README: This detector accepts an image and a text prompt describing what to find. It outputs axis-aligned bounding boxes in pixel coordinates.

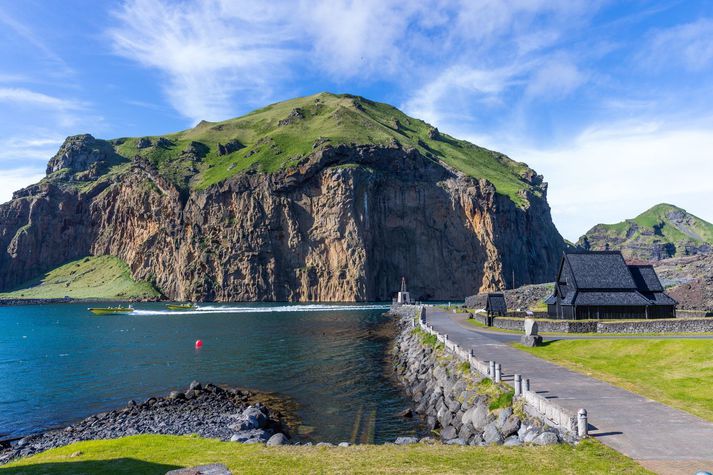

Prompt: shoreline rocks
[0,382,291,464]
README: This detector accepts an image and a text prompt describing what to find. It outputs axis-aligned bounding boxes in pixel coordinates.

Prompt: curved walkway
[426,307,713,474]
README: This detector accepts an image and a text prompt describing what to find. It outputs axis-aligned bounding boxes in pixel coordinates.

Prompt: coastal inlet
[0,302,421,444]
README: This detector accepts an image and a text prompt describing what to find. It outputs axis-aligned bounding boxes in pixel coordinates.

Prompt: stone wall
[389,305,573,446]
[596,318,713,334]
[677,309,713,318]
[468,311,711,334]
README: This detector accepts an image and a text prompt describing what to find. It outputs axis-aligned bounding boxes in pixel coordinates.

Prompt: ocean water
[0,302,421,443]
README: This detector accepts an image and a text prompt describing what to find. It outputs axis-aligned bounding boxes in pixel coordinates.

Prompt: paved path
[426,308,713,474]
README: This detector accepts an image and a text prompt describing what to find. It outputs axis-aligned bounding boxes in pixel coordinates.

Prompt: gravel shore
[0,381,291,464]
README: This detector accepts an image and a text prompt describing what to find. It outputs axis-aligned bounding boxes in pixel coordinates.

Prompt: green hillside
[578,203,713,260]
[0,255,160,300]
[107,92,535,204]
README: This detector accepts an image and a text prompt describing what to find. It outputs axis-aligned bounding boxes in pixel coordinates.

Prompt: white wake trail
[131,303,389,316]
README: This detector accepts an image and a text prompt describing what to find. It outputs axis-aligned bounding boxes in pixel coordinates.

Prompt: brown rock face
[0,137,564,301]
[653,255,713,311]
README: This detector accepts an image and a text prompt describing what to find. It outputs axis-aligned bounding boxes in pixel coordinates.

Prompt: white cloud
[108,0,299,123]
[402,65,522,126]
[107,0,601,125]
[107,0,438,123]
[400,1,596,134]
[0,167,45,205]
[304,0,416,78]
[643,18,713,71]
[0,87,83,110]
[525,57,585,99]
[0,135,63,163]
[515,121,713,241]
[451,0,594,47]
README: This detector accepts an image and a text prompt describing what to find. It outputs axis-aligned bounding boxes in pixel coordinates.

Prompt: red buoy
[195,339,203,349]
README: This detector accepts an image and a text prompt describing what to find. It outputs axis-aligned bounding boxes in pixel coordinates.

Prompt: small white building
[397,277,411,304]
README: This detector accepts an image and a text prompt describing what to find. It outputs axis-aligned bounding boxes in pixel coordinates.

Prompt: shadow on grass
[535,340,559,347]
[1,458,180,475]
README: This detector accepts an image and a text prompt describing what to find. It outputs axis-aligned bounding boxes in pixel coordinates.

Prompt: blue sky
[1,0,712,241]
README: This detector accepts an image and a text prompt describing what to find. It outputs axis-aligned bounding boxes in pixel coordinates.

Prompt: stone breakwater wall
[468,312,713,334]
[0,297,71,306]
[0,382,291,464]
[389,306,574,447]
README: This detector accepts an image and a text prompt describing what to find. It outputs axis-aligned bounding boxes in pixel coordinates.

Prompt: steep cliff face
[0,94,565,301]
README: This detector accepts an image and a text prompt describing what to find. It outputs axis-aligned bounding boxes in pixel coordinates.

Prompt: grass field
[0,256,160,301]
[517,339,713,422]
[0,434,650,474]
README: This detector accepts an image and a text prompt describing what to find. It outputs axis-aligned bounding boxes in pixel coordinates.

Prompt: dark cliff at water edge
[0,93,565,301]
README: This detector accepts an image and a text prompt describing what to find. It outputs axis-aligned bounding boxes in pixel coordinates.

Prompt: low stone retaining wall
[596,318,713,333]
[677,309,713,318]
[390,305,576,446]
[469,312,712,334]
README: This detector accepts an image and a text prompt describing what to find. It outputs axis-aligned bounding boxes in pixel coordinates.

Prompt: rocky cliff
[653,254,713,311]
[0,93,564,301]
[578,203,713,261]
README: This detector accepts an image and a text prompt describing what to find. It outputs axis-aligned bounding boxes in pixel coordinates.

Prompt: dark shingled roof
[628,265,664,292]
[640,291,677,305]
[565,251,636,290]
[544,294,557,305]
[553,250,677,311]
[574,291,650,306]
[562,291,576,305]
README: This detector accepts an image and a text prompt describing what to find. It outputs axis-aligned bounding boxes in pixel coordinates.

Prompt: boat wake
[131,303,390,316]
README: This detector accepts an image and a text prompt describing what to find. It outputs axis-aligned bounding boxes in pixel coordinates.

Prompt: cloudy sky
[1,0,712,241]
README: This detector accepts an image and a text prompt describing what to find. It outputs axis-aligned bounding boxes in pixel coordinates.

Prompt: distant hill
[578,204,713,261]
[0,256,160,300]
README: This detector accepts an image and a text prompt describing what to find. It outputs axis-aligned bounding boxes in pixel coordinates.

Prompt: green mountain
[578,203,713,261]
[47,92,537,205]
[2,92,564,301]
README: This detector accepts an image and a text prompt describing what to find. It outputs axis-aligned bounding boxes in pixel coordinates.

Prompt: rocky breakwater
[0,382,291,464]
[391,308,566,447]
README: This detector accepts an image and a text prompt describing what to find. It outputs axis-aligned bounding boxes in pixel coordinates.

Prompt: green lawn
[0,256,160,301]
[517,339,713,422]
[0,434,649,474]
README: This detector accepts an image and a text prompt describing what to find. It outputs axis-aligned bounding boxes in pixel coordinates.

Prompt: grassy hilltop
[578,203,713,260]
[107,92,535,204]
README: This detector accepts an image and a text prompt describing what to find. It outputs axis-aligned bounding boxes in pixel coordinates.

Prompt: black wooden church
[546,251,676,319]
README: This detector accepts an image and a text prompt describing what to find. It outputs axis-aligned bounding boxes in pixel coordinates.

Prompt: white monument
[397,277,411,304]
[521,317,543,347]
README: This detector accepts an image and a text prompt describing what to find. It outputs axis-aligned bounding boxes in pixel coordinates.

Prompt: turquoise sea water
[0,302,420,443]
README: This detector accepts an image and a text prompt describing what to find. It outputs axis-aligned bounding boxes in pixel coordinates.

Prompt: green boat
[88,306,134,315]
[166,303,196,311]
